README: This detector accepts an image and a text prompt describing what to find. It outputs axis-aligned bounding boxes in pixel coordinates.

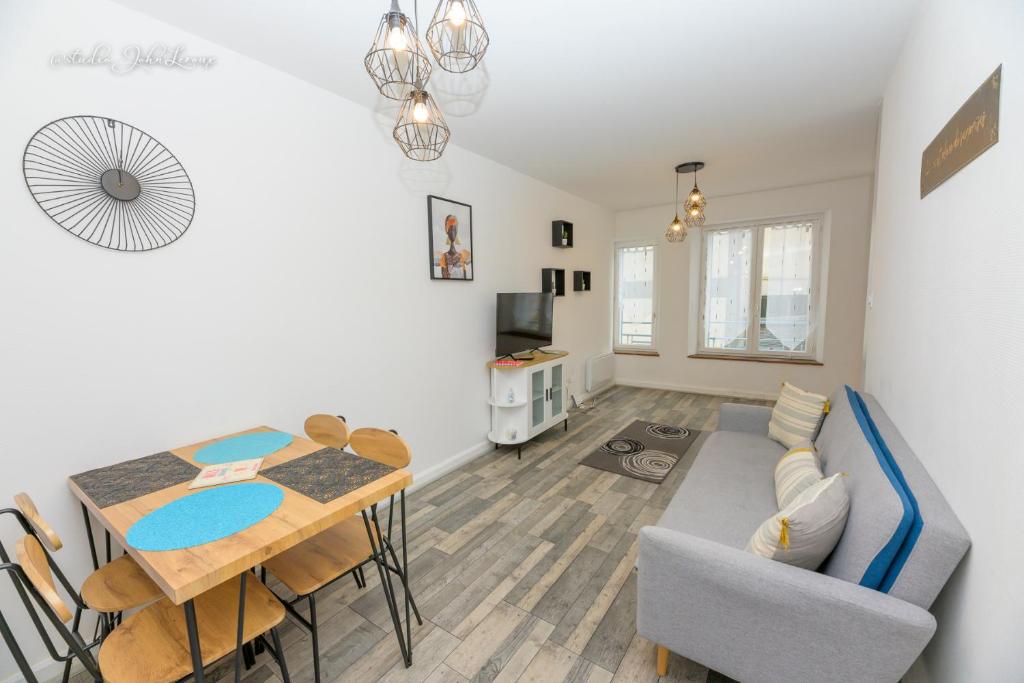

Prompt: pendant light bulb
[448,0,467,26]
[413,99,431,122]
[387,25,408,50]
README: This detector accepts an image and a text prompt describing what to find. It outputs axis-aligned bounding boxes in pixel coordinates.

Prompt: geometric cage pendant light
[426,0,490,73]
[393,87,451,161]
[681,161,707,228]
[666,166,687,243]
[365,0,433,101]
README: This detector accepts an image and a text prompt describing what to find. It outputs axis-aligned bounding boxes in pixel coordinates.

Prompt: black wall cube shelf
[542,268,566,296]
[573,271,591,292]
[552,220,573,248]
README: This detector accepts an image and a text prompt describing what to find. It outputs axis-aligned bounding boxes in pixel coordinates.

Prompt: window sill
[614,349,660,357]
[688,353,822,366]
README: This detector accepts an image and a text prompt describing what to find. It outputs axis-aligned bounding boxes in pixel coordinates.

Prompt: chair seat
[262,516,372,596]
[98,575,285,683]
[80,555,163,613]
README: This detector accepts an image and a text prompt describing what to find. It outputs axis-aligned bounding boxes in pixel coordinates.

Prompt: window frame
[696,213,823,361]
[613,240,659,353]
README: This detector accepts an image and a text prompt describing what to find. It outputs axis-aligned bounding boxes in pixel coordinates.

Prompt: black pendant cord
[413,0,420,88]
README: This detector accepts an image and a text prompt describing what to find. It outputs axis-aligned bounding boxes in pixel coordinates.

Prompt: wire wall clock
[23,115,195,252]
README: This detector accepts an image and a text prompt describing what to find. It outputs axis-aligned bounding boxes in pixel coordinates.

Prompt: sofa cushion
[747,473,850,570]
[816,386,912,589]
[768,382,829,447]
[656,431,783,549]
[774,441,820,508]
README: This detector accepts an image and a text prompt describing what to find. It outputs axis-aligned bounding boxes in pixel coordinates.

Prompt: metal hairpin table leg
[362,504,411,666]
[184,599,205,683]
[399,489,412,659]
[234,572,248,683]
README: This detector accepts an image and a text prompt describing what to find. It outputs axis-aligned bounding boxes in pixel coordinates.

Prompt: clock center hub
[100,168,141,201]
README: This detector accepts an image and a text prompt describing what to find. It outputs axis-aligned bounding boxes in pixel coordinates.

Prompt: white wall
[0,1,613,679]
[865,1,1024,681]
[614,176,873,399]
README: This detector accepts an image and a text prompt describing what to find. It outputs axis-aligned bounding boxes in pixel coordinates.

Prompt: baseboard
[614,379,777,401]
[407,439,493,493]
[3,657,63,683]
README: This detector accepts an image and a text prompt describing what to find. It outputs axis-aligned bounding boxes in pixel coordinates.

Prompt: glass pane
[759,221,814,352]
[531,370,545,427]
[703,229,753,349]
[551,365,563,415]
[616,245,655,347]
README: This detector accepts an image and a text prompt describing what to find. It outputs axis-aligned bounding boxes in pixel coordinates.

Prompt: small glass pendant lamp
[426,0,490,73]
[365,0,433,100]
[394,86,451,161]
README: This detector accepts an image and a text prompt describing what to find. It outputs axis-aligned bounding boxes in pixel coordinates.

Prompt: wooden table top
[67,426,412,605]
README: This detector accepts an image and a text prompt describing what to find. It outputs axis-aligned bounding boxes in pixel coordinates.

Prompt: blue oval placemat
[194,431,293,465]
[126,483,284,552]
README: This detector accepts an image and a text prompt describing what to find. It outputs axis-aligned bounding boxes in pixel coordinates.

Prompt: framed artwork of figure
[428,195,473,281]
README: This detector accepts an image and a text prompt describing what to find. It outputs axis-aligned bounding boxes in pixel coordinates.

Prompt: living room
[0,1,1019,682]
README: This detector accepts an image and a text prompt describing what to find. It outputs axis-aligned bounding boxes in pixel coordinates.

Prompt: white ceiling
[113,0,920,210]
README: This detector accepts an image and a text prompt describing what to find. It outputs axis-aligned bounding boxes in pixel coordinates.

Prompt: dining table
[67,425,414,682]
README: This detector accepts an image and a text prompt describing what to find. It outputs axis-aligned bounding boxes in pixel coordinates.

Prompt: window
[699,215,821,359]
[614,242,657,351]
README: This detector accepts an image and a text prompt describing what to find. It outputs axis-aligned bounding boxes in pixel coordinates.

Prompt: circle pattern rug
[126,483,284,552]
[645,424,690,440]
[194,431,293,465]
[580,420,702,483]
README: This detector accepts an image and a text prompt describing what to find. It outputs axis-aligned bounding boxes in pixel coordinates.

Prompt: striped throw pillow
[768,382,829,448]
[774,441,821,508]
[747,473,850,570]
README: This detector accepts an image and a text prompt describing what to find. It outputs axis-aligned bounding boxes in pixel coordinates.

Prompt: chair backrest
[16,536,72,623]
[304,414,352,449]
[14,493,62,552]
[349,428,412,468]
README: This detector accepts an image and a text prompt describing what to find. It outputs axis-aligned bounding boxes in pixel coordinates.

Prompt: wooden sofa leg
[656,645,669,676]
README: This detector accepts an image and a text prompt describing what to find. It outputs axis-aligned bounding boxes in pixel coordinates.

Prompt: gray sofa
[637,386,970,683]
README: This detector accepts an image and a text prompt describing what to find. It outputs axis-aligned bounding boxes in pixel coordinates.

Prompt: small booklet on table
[188,458,264,489]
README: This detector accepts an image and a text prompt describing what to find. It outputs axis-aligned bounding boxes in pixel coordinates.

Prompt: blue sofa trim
[845,385,913,589]
[854,390,924,592]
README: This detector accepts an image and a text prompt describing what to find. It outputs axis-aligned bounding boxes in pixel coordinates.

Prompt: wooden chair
[13,533,291,682]
[260,416,421,682]
[14,493,163,621]
[0,495,163,682]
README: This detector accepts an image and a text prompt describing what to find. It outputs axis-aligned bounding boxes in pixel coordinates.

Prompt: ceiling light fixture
[681,161,707,228]
[365,0,432,100]
[666,168,686,243]
[426,0,490,73]
[394,87,451,160]
[368,0,487,161]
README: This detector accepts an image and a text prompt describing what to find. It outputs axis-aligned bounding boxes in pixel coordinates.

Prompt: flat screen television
[495,292,554,358]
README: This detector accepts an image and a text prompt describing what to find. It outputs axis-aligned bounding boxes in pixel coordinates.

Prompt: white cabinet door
[548,362,565,420]
[529,368,546,431]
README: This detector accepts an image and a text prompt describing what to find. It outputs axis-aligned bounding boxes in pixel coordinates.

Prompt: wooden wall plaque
[921,65,1001,198]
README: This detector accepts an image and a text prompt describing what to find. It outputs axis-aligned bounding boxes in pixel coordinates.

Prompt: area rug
[580,420,701,483]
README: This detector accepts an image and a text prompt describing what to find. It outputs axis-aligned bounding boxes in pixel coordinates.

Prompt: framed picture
[428,195,474,281]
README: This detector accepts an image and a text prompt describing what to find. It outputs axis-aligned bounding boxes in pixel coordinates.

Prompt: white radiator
[585,353,615,393]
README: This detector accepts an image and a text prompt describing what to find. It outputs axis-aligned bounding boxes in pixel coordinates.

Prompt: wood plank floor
[76,386,771,683]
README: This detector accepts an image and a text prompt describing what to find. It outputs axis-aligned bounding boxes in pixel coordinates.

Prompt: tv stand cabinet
[487,351,569,459]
